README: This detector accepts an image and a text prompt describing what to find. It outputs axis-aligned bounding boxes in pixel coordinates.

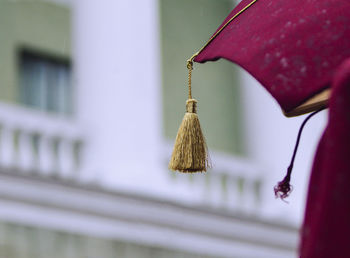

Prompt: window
[19,50,72,115]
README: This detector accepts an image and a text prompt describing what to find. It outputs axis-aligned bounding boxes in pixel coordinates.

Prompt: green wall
[160,0,244,155]
[0,1,71,104]
[0,221,224,258]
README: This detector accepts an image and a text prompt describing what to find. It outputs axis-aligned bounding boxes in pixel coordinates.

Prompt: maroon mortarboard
[169,1,350,256]
[181,1,350,257]
[194,0,350,116]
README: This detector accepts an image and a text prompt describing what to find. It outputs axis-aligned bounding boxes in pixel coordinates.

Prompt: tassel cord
[275,107,325,200]
[289,108,325,174]
[187,60,193,99]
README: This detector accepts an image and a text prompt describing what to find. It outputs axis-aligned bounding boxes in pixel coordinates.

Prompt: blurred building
[0,0,327,257]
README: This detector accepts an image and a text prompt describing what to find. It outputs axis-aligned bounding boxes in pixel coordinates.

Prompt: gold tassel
[168,58,210,173]
[168,1,259,172]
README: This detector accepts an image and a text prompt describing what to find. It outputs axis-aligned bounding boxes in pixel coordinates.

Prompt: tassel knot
[274,166,293,200]
[186,99,197,113]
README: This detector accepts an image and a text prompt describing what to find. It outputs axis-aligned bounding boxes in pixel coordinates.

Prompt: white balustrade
[0,102,84,181]
[164,142,264,213]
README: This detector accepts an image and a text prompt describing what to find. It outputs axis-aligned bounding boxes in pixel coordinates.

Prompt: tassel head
[168,99,210,173]
[274,172,293,200]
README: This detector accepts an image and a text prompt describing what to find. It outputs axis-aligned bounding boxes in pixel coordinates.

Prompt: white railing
[164,142,265,214]
[0,102,84,180]
[0,101,264,214]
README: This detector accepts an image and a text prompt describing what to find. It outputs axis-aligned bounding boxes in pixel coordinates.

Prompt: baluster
[58,138,74,179]
[219,173,228,208]
[0,126,16,169]
[236,176,245,211]
[31,133,40,171]
[18,130,35,173]
[201,172,212,205]
[73,141,81,170]
[210,172,223,207]
[38,135,55,176]
[188,173,204,202]
[51,137,60,177]
[253,178,263,211]
[72,140,83,179]
[241,178,256,214]
[226,175,240,211]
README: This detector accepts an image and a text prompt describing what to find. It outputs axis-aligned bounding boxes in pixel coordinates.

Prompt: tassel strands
[168,58,210,173]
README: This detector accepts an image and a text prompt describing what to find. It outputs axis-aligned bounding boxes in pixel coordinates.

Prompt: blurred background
[0,0,327,257]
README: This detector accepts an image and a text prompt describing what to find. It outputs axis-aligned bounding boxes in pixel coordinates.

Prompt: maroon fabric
[300,59,350,257]
[194,0,350,113]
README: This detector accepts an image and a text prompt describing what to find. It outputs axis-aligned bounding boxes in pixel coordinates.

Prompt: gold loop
[187,59,193,70]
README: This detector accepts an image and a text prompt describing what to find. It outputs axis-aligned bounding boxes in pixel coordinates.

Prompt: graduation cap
[169,0,350,173]
[168,1,350,255]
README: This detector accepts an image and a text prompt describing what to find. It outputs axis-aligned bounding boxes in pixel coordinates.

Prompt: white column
[73,0,165,193]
